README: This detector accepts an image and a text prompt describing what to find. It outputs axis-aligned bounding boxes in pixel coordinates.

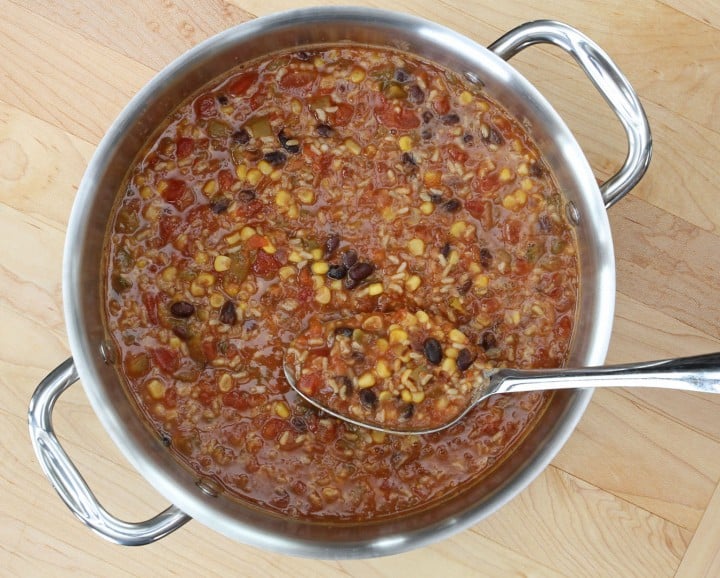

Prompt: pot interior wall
[64,8,610,556]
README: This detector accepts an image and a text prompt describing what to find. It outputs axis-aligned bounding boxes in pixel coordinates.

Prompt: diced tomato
[234,199,264,219]
[163,386,177,409]
[252,250,280,277]
[218,169,235,191]
[376,102,420,129]
[176,137,194,159]
[142,292,161,325]
[161,179,193,211]
[158,214,181,244]
[223,390,250,411]
[261,418,290,441]
[503,219,522,245]
[151,347,180,374]
[246,234,269,250]
[329,102,354,127]
[473,173,501,194]
[279,70,317,90]
[555,314,572,340]
[447,144,468,164]
[197,379,216,406]
[226,72,258,95]
[296,372,322,396]
[432,95,450,115]
[194,94,216,119]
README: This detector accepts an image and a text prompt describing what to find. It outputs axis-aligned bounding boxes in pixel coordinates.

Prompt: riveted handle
[28,357,191,546]
[489,20,652,208]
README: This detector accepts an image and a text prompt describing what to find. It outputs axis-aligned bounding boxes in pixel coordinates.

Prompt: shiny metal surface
[488,20,652,208]
[28,358,191,545]
[32,7,649,557]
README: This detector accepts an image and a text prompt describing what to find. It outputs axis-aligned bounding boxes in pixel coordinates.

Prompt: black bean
[344,276,359,290]
[482,126,504,145]
[237,189,256,203]
[210,196,231,214]
[217,94,229,106]
[394,69,411,83]
[232,128,250,145]
[170,301,195,318]
[463,133,474,144]
[219,300,237,325]
[441,113,460,125]
[296,51,311,61]
[407,85,425,104]
[423,337,443,365]
[334,326,354,338]
[316,123,334,137]
[479,248,493,269]
[325,233,340,257]
[359,388,378,408]
[457,348,475,371]
[400,403,415,420]
[430,193,444,204]
[277,129,300,154]
[443,198,462,212]
[422,110,433,124]
[327,264,347,280]
[401,152,417,166]
[337,375,354,396]
[263,150,287,166]
[480,331,497,350]
[160,433,172,447]
[172,324,189,341]
[348,262,374,281]
[421,128,433,140]
[441,242,452,259]
[341,249,358,268]
[458,278,472,295]
[529,161,544,177]
[290,416,308,432]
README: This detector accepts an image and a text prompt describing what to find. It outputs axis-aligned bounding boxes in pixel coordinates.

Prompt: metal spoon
[284,318,720,435]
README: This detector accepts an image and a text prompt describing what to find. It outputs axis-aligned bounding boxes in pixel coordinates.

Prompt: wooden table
[2,1,719,576]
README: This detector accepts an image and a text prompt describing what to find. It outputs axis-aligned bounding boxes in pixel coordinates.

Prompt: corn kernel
[367,282,384,296]
[420,201,435,215]
[357,372,376,388]
[312,275,325,289]
[279,266,295,280]
[407,238,425,256]
[441,357,457,375]
[371,430,386,444]
[450,221,467,237]
[382,206,395,221]
[423,170,442,187]
[240,226,256,241]
[532,304,545,316]
[362,315,383,331]
[474,274,489,288]
[310,248,324,260]
[436,397,449,410]
[521,177,533,191]
[445,347,459,359]
[411,391,425,404]
[389,328,408,344]
[225,230,242,246]
[235,164,248,181]
[376,338,389,353]
[218,373,233,393]
[288,251,302,263]
[376,359,392,378]
[350,67,366,83]
[315,286,331,304]
[345,138,361,155]
[405,275,421,292]
[147,379,165,400]
[416,310,429,324]
[448,249,460,266]
[246,168,262,186]
[311,261,329,275]
[401,389,413,403]
[449,328,469,344]
[261,243,276,254]
[196,272,215,287]
[140,185,153,200]
[258,160,273,175]
[330,280,342,290]
[297,188,315,204]
[398,135,413,152]
[287,204,299,219]
[499,168,514,182]
[274,401,291,419]
[291,98,302,114]
[459,90,473,105]
[275,190,291,207]
[515,189,528,205]
[214,255,231,272]
[161,266,177,282]
[194,251,209,265]
[209,293,225,308]
[502,194,517,211]
[517,162,529,176]
[203,179,218,195]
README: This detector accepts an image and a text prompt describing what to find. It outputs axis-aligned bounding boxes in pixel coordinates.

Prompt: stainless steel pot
[28,7,651,558]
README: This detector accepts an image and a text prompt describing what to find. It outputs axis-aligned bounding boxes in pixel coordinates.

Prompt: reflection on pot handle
[28,358,191,546]
[489,20,652,209]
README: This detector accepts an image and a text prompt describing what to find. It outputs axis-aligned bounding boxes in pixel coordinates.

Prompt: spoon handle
[492,352,720,396]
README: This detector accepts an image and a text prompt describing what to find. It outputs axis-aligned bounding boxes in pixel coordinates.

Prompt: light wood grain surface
[2,1,719,576]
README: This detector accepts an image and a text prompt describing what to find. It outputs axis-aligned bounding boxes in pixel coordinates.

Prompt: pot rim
[62,6,610,558]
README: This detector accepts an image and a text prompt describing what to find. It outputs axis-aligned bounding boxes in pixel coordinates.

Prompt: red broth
[104,46,578,520]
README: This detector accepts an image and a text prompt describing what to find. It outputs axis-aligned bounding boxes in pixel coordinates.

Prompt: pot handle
[28,357,191,546]
[488,20,652,208]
